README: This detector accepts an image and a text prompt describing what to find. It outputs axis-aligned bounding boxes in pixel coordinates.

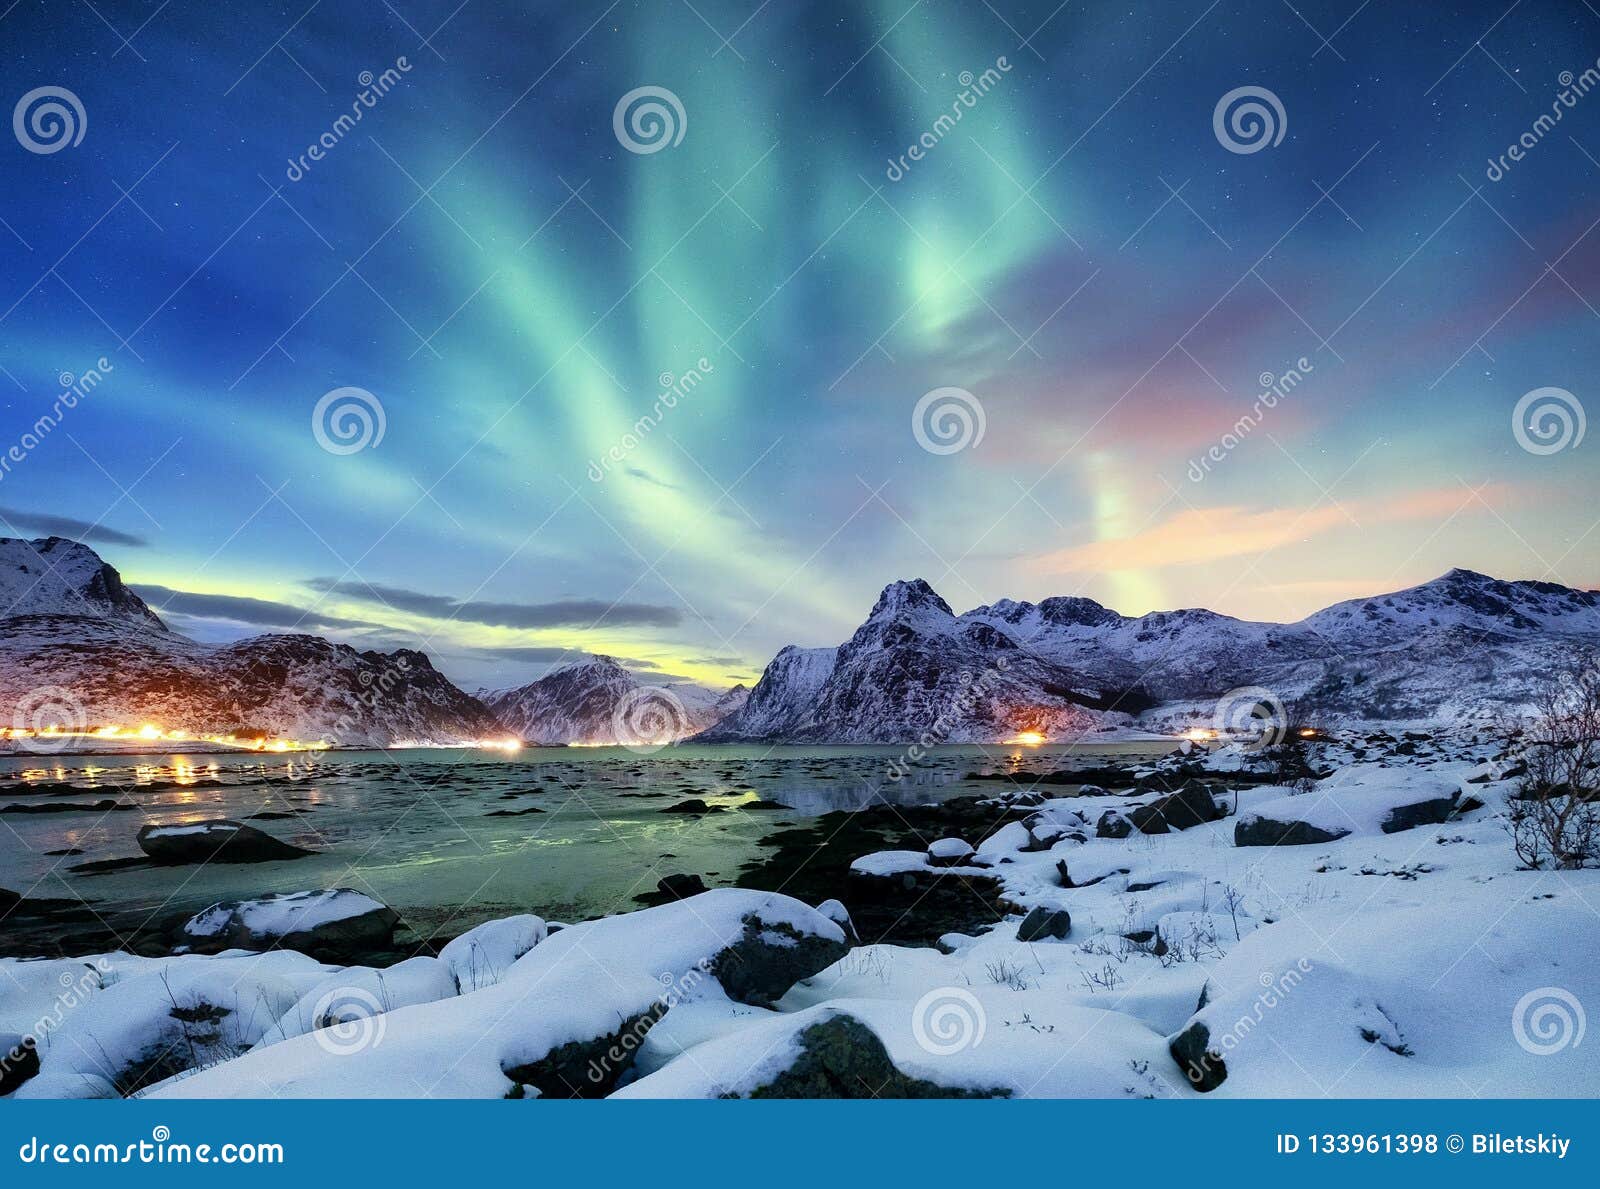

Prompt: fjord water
[1,742,1165,942]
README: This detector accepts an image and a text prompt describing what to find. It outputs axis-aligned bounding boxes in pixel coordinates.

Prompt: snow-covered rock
[150,890,848,1099]
[437,914,547,993]
[138,819,314,865]
[1235,766,1461,846]
[256,957,458,1048]
[1168,895,1600,1096]
[179,890,399,959]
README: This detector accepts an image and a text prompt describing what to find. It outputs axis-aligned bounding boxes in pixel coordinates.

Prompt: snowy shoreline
[4,730,1598,1100]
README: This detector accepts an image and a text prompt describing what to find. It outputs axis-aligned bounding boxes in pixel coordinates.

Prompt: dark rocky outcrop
[1015,906,1071,942]
[740,1015,1008,1099]
[137,820,314,865]
[708,915,850,1007]
[1,1034,40,1096]
[1170,1019,1226,1091]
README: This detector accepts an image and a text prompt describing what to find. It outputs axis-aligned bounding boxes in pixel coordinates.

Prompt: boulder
[927,837,975,867]
[1,1033,40,1096]
[1235,772,1459,847]
[1234,817,1349,847]
[815,898,858,942]
[740,1014,1006,1099]
[1096,809,1132,839]
[438,915,547,993]
[179,889,399,961]
[709,913,851,1006]
[656,873,709,901]
[1015,906,1071,942]
[1170,1019,1226,1091]
[137,820,313,865]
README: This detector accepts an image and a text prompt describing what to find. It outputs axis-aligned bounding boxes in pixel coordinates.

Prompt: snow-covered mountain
[1,535,166,628]
[0,537,502,748]
[702,570,1600,742]
[700,579,1132,743]
[480,655,748,746]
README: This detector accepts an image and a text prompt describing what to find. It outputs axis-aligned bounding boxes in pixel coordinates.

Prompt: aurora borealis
[2,0,1597,691]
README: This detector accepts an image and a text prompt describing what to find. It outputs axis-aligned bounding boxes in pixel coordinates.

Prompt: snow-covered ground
[3,740,1596,1099]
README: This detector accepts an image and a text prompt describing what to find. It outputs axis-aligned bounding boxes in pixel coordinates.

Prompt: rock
[1380,793,1459,833]
[1015,906,1071,942]
[0,887,20,913]
[137,820,313,865]
[1,1033,40,1095]
[660,798,720,814]
[742,1014,1007,1099]
[1125,803,1171,834]
[438,915,547,993]
[708,913,851,1007]
[503,1002,669,1098]
[656,873,709,901]
[927,838,975,867]
[178,889,399,961]
[1235,774,1459,846]
[1170,1019,1226,1091]
[815,898,858,942]
[1151,783,1225,829]
[1234,817,1348,847]
[1096,809,1132,839]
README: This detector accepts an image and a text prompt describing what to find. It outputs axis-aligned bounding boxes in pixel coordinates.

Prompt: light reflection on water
[0,741,1166,936]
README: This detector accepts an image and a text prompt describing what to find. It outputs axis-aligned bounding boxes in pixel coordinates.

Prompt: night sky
[1,0,1597,691]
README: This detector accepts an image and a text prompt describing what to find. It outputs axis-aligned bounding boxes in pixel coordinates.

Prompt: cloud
[0,508,147,547]
[305,578,683,629]
[1030,485,1514,573]
[685,654,743,667]
[134,585,381,632]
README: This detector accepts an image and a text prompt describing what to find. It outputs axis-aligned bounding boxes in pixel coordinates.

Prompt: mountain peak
[0,535,166,631]
[868,578,953,621]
